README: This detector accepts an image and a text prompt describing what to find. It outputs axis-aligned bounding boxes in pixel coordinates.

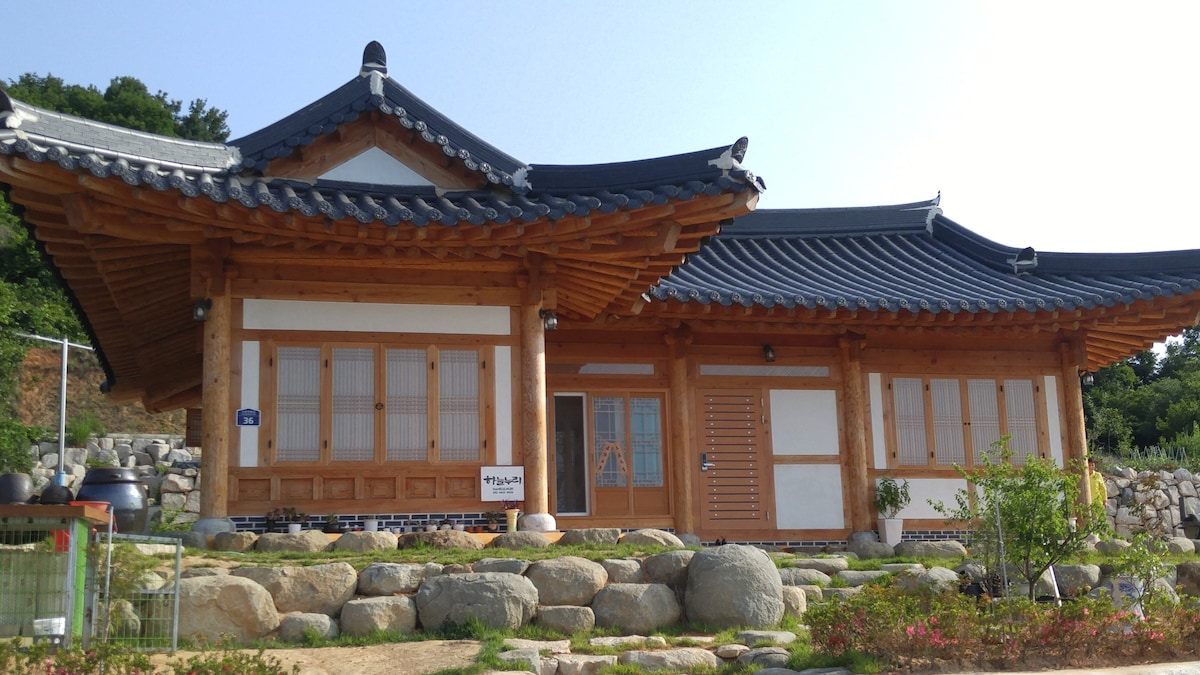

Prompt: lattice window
[276,347,320,462]
[439,350,480,462]
[931,378,965,466]
[887,374,1044,468]
[332,347,375,461]
[968,379,1003,463]
[592,396,627,488]
[1005,379,1038,465]
[269,342,487,465]
[386,348,427,461]
[630,397,663,487]
[892,377,927,466]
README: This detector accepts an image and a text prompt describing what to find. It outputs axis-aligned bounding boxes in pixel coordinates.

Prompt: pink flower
[906,625,916,636]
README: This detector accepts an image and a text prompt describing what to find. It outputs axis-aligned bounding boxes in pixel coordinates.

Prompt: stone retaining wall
[114,531,1200,675]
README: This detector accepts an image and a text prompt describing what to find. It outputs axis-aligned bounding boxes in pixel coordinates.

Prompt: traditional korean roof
[0,42,763,227]
[651,198,1200,314]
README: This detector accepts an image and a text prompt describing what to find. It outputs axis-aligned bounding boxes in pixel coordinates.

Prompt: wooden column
[200,286,232,519]
[840,335,871,531]
[519,299,550,517]
[1060,339,1092,506]
[666,328,695,535]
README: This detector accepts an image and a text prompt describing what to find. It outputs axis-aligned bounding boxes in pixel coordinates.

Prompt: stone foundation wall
[1098,465,1200,538]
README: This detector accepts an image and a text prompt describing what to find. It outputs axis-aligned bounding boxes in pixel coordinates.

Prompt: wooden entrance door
[697,390,770,531]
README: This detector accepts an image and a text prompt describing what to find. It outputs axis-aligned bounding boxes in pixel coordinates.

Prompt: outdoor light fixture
[763,344,776,363]
[539,309,558,331]
[1081,371,1095,386]
[192,298,212,322]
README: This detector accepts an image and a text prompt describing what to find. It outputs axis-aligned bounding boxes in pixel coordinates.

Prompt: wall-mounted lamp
[192,298,212,322]
[539,309,558,331]
[762,344,776,363]
[1081,371,1094,386]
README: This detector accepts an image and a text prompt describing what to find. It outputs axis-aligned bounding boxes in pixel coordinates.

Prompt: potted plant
[874,475,911,546]
[322,513,343,534]
[264,508,283,533]
[283,507,308,533]
[484,511,504,532]
[502,500,522,532]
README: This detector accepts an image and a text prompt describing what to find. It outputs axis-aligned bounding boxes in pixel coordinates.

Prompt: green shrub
[65,410,106,447]
[0,419,37,473]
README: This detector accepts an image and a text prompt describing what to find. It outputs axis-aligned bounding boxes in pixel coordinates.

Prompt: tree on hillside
[2,74,229,142]
[0,74,229,416]
[1085,333,1200,459]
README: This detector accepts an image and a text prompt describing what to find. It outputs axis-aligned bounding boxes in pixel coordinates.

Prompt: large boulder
[781,586,807,618]
[278,612,339,642]
[524,556,608,606]
[231,563,357,616]
[1053,564,1102,597]
[333,531,398,552]
[254,530,333,553]
[643,550,694,588]
[778,567,831,586]
[1175,561,1200,597]
[178,575,279,643]
[685,544,783,629]
[601,558,644,583]
[894,566,960,594]
[473,558,531,575]
[894,540,968,558]
[213,531,258,553]
[397,529,484,550]
[357,562,428,596]
[536,605,595,634]
[591,583,681,634]
[556,528,621,546]
[340,596,418,637]
[416,572,537,631]
[619,529,684,548]
[489,531,552,549]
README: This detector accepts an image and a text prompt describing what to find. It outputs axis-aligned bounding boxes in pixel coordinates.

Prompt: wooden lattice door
[698,390,769,530]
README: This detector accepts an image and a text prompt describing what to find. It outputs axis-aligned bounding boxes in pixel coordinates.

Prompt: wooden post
[520,301,549,516]
[200,286,231,519]
[840,335,871,531]
[1060,339,1092,506]
[666,329,694,535]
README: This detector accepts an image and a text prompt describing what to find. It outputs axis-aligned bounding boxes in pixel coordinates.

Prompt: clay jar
[76,468,148,534]
[0,473,34,504]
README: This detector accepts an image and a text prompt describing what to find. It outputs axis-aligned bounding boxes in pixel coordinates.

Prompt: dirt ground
[149,640,482,675]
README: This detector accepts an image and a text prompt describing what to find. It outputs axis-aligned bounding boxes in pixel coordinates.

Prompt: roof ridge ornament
[361,41,387,77]
[1007,246,1038,275]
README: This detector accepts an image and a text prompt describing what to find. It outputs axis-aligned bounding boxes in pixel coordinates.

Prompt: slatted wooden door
[698,390,769,531]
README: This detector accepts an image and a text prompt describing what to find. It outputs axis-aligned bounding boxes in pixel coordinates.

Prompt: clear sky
[3,1,1198,253]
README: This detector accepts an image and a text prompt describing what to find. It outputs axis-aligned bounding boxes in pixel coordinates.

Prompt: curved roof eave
[648,199,1200,315]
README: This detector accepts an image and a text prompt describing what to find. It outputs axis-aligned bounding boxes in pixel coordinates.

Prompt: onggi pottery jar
[76,468,148,534]
[0,472,34,504]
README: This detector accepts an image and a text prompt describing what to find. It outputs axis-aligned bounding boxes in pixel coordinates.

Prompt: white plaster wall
[893,478,969,520]
[495,346,513,465]
[869,373,887,469]
[775,464,845,529]
[319,147,434,186]
[1044,375,1064,466]
[238,341,259,468]
[242,299,510,335]
[769,390,840,455]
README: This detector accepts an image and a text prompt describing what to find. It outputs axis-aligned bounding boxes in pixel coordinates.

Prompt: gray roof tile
[650,199,1200,314]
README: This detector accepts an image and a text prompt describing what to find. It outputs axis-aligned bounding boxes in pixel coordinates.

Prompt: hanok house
[4,42,1200,543]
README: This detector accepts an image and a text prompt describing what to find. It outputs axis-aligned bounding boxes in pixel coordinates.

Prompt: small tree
[931,439,1109,600]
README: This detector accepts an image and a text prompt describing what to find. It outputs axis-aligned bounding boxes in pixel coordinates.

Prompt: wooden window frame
[883,373,1048,470]
[260,339,493,466]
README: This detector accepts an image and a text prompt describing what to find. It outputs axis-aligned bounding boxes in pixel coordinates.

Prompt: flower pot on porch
[505,508,520,532]
[878,517,903,546]
[287,523,302,534]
